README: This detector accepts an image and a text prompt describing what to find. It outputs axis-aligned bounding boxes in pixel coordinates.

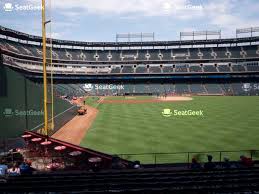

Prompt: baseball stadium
[1,0,259,193]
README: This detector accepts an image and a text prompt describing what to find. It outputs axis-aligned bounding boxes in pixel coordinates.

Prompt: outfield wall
[0,65,77,138]
[81,82,259,96]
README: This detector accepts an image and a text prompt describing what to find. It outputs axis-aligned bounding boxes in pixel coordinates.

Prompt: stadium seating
[149,84,164,94]
[57,83,259,96]
[2,40,25,55]
[135,65,147,73]
[205,84,223,94]
[121,50,138,61]
[161,49,171,60]
[221,83,234,94]
[75,50,87,61]
[245,45,258,58]
[138,50,148,61]
[8,54,253,75]
[1,37,259,62]
[246,62,259,71]
[163,83,174,94]
[148,49,160,61]
[189,65,202,72]
[96,50,107,61]
[149,65,161,73]
[232,64,246,72]
[111,66,121,73]
[203,65,218,72]
[175,84,190,94]
[97,88,108,96]
[212,47,227,59]
[57,84,79,97]
[229,47,242,58]
[231,83,247,95]
[172,48,189,60]
[175,64,188,72]
[189,48,200,60]
[190,84,206,94]
[230,82,259,95]
[123,84,134,94]
[162,65,174,73]
[121,66,134,73]
[217,64,231,72]
[200,48,212,59]
[1,167,259,193]
[1,29,259,98]
[134,84,149,93]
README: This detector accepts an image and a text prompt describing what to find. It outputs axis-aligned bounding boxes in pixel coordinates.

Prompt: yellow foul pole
[42,0,48,136]
[50,0,54,131]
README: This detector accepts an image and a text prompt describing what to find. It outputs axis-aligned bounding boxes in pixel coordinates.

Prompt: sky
[1,0,259,42]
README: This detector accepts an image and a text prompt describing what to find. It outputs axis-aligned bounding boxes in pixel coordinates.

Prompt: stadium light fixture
[180,30,221,41]
[116,33,155,42]
[236,27,259,38]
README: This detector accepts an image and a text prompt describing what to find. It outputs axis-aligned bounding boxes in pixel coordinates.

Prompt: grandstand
[0,26,259,77]
[1,25,259,98]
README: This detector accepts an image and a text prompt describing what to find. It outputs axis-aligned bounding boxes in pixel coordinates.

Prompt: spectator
[111,156,125,169]
[133,161,141,169]
[19,161,33,175]
[7,164,20,176]
[222,157,231,169]
[0,159,8,176]
[25,159,32,167]
[240,155,254,167]
[191,157,201,169]
[204,155,216,170]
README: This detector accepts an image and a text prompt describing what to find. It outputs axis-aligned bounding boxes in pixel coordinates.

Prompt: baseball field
[80,96,259,163]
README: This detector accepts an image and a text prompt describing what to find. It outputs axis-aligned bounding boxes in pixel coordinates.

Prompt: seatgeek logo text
[3,2,42,12]
[162,108,204,117]
[83,84,124,91]
[2,108,44,117]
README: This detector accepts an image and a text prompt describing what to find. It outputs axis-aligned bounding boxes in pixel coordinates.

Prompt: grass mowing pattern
[81,96,259,163]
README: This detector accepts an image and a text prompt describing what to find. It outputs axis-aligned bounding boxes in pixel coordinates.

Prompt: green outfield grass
[81,96,259,163]
[84,96,100,107]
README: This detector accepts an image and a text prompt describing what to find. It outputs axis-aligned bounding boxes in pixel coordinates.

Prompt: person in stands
[19,161,33,175]
[133,161,141,169]
[191,157,201,169]
[222,157,231,169]
[7,164,20,176]
[0,159,8,177]
[204,155,216,170]
[240,155,254,167]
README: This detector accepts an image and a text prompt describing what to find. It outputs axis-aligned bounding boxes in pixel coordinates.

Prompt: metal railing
[118,149,259,164]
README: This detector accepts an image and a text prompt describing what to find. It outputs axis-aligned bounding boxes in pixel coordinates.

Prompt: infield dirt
[51,99,98,145]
